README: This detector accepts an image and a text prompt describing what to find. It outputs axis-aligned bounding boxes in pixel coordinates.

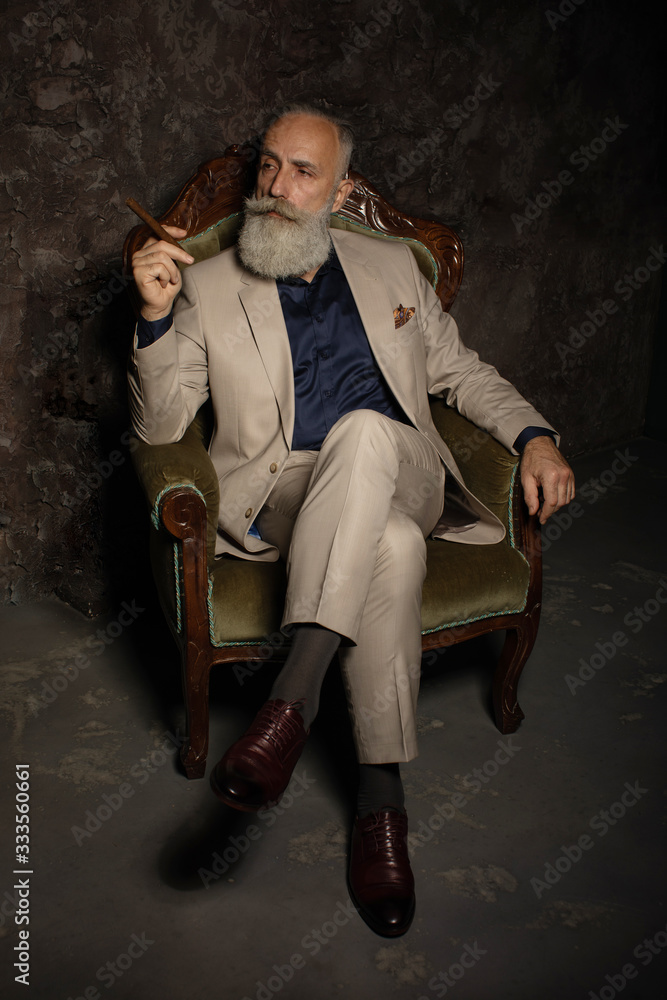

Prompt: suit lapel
[331,230,419,424]
[238,273,295,445]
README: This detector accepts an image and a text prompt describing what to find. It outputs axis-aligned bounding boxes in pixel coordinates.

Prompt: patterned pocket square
[394,304,416,329]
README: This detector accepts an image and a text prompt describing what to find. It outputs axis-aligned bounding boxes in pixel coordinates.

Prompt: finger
[135,256,181,291]
[538,479,561,523]
[555,470,575,510]
[135,246,191,283]
[137,225,189,250]
[521,472,541,516]
[161,225,188,238]
[134,240,194,267]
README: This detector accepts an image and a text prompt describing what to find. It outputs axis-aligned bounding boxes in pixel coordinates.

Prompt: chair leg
[179,649,212,779]
[492,608,540,734]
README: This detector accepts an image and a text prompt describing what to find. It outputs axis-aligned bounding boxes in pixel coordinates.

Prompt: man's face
[237,114,353,280]
[255,114,350,216]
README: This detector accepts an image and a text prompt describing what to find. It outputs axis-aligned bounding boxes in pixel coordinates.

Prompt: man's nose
[266,165,291,200]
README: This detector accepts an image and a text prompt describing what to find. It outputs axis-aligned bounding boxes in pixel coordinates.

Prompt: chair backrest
[123,145,464,311]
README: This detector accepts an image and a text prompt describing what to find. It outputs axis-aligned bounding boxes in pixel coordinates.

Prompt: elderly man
[129,105,574,937]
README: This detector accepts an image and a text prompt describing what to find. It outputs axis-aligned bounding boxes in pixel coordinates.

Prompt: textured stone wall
[1,0,663,612]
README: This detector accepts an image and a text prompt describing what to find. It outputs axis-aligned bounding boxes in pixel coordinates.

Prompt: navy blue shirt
[275,246,408,449]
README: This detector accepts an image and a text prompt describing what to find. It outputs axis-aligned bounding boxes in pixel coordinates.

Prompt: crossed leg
[212,410,445,935]
[257,408,445,760]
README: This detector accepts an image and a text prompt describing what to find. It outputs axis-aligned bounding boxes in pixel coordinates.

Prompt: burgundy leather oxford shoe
[210,698,309,811]
[348,807,415,937]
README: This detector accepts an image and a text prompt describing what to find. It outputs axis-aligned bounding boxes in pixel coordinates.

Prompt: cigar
[126,197,183,248]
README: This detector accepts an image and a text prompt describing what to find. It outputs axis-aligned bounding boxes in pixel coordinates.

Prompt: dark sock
[269,624,342,730]
[357,762,405,819]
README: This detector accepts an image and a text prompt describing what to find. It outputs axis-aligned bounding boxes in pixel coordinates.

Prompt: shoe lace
[365,810,408,860]
[254,699,306,755]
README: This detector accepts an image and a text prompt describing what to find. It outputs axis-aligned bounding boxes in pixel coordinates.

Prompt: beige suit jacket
[128,228,557,559]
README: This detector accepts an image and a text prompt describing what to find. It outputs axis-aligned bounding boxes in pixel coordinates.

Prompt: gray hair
[263,103,354,181]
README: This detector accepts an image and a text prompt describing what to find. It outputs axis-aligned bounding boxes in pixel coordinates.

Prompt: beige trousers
[256,410,445,764]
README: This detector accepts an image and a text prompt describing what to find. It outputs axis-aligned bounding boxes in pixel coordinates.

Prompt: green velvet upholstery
[131,411,218,633]
[179,214,243,265]
[132,410,219,560]
[208,559,287,644]
[421,539,528,633]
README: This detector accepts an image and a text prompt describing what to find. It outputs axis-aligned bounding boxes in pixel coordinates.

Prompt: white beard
[237,192,336,280]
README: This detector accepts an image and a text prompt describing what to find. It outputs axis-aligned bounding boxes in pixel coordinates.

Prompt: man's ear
[332,177,355,212]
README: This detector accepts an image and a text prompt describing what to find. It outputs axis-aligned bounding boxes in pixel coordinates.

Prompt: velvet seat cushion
[204,538,529,646]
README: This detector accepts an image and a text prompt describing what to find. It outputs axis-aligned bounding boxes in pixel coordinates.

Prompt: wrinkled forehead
[263,114,341,173]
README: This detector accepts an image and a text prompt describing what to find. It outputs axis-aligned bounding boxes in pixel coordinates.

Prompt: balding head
[264,104,354,181]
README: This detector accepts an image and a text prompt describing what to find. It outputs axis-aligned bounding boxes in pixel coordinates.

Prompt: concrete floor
[1,436,666,1000]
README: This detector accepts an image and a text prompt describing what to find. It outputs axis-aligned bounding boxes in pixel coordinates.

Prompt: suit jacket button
[245,508,253,518]
[269,462,278,473]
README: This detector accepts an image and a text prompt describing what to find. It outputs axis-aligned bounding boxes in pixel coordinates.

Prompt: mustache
[243,195,310,224]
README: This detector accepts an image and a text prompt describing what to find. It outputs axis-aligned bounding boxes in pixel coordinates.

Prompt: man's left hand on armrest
[520,435,575,524]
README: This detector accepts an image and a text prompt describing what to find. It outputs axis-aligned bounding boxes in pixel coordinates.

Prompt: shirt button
[315,315,324,323]
[324,389,333,398]
[245,508,253,518]
[269,462,278,473]
[319,350,329,360]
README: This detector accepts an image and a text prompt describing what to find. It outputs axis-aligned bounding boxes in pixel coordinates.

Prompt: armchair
[123,147,541,779]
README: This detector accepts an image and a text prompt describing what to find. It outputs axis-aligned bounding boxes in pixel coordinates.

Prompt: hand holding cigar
[127,197,194,321]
